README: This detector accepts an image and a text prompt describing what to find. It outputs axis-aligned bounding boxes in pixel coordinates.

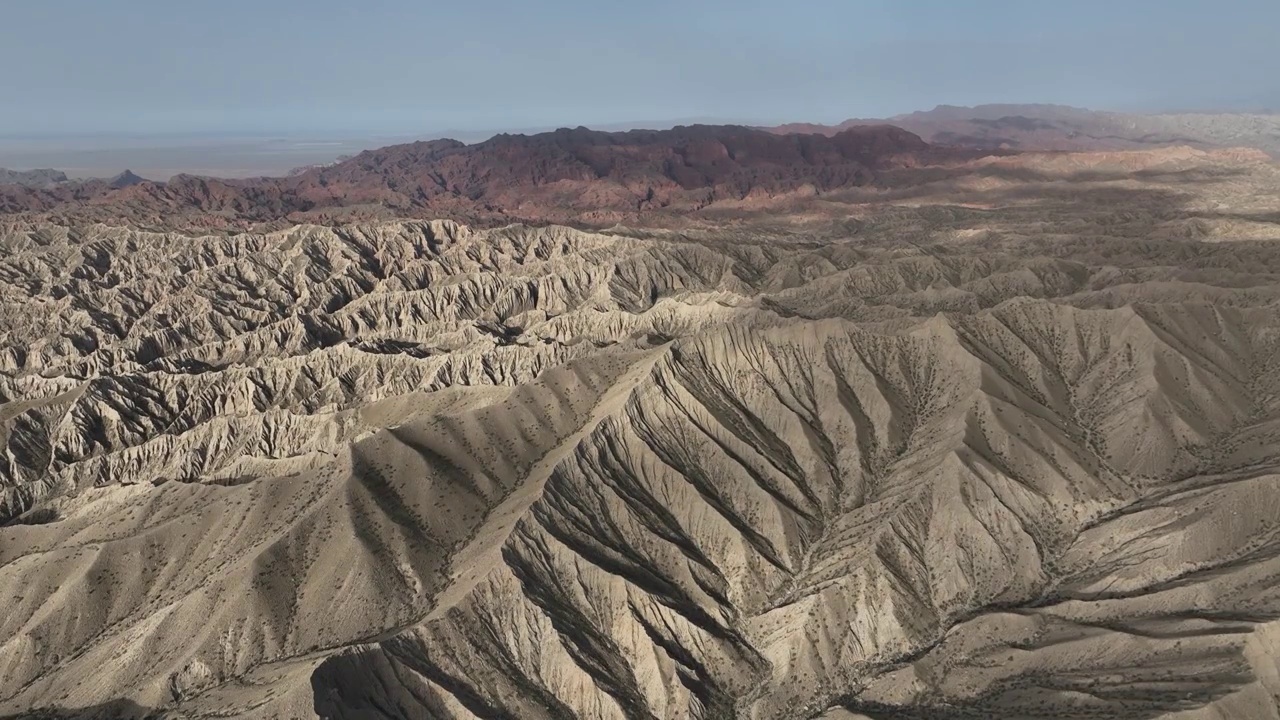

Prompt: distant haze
[3,0,1278,137]
[3,0,1279,179]
[0,122,756,180]
[0,133,422,180]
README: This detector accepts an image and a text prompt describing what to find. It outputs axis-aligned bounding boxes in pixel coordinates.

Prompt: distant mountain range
[0,167,68,189]
[0,124,975,229]
[3,104,1279,231]
[0,167,146,190]
[764,103,1280,156]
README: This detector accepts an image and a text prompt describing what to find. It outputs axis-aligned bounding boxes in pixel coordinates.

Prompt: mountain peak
[108,169,147,188]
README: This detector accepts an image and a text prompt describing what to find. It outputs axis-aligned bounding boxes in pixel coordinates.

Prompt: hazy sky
[3,0,1278,135]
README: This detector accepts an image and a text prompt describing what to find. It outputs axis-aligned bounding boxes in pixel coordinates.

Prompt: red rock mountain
[0,124,969,229]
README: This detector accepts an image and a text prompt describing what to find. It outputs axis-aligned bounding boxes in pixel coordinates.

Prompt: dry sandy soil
[3,140,1280,719]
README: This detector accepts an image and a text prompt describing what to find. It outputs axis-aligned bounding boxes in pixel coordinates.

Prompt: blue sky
[2,0,1278,135]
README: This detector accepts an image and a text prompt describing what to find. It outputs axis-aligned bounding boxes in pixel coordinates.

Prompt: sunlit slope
[304,304,1280,720]
[1,349,661,714]
[6,300,1271,717]
[5,221,1280,526]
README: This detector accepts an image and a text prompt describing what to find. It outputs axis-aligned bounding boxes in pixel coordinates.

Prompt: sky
[2,0,1279,136]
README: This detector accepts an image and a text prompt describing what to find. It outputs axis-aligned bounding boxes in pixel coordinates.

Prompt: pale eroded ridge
[2,216,1280,719]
